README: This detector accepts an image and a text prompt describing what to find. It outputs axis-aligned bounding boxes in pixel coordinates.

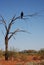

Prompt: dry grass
[0,49,44,65]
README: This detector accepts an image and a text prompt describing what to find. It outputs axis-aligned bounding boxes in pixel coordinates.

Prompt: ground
[0,55,44,65]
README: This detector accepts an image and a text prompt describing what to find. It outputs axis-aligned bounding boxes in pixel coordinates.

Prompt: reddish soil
[0,55,42,65]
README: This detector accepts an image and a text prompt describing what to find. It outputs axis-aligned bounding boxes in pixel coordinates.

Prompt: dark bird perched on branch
[21,11,24,19]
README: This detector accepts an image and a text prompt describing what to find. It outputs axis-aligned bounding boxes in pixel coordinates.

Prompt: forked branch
[7,15,21,35]
[8,29,31,40]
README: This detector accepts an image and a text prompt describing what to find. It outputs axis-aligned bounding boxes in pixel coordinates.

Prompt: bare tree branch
[24,13,38,17]
[0,12,38,38]
[8,29,31,40]
[1,29,5,37]
[0,15,7,31]
[7,13,38,35]
[6,12,38,36]
[7,15,20,35]
[13,36,16,40]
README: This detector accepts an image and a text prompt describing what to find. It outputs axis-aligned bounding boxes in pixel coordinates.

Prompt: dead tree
[0,12,38,60]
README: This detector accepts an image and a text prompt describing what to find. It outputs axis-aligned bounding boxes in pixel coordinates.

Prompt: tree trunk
[5,36,8,60]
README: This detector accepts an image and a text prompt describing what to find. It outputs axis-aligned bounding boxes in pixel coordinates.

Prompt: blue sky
[0,0,44,51]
